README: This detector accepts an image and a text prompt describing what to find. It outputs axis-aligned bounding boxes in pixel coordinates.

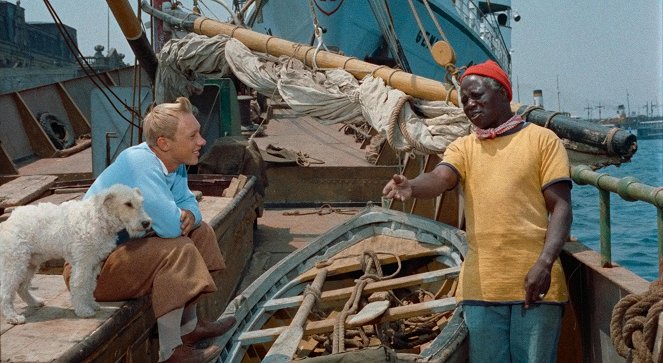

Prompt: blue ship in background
[245,0,516,81]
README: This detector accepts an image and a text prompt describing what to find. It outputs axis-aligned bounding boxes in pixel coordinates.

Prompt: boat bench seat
[0,275,157,362]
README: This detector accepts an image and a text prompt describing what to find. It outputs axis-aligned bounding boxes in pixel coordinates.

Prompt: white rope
[452,74,462,108]
[422,0,449,44]
[407,0,433,52]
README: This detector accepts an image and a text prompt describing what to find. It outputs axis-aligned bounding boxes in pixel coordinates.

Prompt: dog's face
[103,185,152,237]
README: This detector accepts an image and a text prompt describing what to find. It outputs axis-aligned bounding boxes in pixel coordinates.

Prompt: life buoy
[36,112,75,149]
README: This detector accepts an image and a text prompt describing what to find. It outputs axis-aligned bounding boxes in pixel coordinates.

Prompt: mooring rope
[610,280,663,362]
[282,204,357,216]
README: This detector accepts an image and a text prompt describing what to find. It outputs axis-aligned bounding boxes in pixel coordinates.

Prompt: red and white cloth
[475,114,524,140]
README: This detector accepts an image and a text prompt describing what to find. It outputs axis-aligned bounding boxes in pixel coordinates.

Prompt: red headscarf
[459,60,512,101]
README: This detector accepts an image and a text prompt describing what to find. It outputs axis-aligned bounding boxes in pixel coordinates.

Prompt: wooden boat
[215,206,469,362]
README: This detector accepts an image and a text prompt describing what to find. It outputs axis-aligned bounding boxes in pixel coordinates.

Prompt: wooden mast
[190,17,459,105]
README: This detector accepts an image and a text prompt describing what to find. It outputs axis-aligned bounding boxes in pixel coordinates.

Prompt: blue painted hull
[247,0,511,81]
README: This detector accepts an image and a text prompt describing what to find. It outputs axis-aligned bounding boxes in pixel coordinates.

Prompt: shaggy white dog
[0,184,152,324]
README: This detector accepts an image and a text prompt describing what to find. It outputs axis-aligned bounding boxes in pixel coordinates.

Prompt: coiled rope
[610,280,663,362]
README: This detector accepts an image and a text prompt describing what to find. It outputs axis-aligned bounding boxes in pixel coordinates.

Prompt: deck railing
[571,165,663,279]
[451,0,510,73]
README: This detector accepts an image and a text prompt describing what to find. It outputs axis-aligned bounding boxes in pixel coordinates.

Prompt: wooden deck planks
[0,175,58,209]
[0,275,126,361]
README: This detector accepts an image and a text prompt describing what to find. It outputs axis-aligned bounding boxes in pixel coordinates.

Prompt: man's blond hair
[143,97,193,146]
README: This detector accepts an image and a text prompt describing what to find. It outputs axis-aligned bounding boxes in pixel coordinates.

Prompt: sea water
[571,137,663,281]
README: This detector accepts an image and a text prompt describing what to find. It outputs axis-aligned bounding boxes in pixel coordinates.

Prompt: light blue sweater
[85,142,202,238]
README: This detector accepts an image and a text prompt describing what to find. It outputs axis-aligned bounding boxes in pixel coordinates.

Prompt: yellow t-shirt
[442,123,571,304]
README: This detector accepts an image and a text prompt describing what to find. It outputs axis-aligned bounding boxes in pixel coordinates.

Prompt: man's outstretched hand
[382,174,412,202]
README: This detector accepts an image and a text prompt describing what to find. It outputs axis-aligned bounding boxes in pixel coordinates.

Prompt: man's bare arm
[383,164,458,202]
[523,182,572,307]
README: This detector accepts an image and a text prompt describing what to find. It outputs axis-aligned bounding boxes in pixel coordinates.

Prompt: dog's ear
[133,187,142,196]
[103,190,117,207]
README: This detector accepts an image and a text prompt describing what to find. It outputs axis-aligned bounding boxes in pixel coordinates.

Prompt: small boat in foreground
[214,206,468,362]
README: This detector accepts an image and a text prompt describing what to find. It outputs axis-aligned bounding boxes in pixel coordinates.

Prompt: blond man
[65,97,234,363]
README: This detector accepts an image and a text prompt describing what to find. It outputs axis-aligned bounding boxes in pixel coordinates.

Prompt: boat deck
[251,108,371,167]
[16,147,92,181]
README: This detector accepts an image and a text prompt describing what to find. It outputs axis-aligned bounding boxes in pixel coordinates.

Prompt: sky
[17,1,663,119]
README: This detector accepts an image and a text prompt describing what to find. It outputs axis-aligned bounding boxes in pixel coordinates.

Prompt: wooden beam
[0,175,58,209]
[12,93,57,158]
[0,141,18,176]
[297,245,452,281]
[260,266,460,311]
[238,297,457,345]
[57,82,91,136]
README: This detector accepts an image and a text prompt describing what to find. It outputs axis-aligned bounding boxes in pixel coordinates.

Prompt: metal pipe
[599,188,612,267]
[105,132,118,167]
[107,0,158,83]
[571,165,663,207]
[572,165,663,275]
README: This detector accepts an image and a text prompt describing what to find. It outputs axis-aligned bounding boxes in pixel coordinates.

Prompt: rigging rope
[367,0,411,72]
[43,0,143,128]
[386,95,439,155]
[407,0,433,52]
[422,0,449,44]
[330,251,402,353]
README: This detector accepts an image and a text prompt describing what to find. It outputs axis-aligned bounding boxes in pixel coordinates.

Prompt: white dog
[0,184,152,324]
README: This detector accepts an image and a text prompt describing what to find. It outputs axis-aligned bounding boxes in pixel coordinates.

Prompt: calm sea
[571,137,663,281]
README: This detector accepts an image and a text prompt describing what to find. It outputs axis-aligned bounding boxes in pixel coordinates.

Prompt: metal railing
[451,0,510,72]
[571,165,663,279]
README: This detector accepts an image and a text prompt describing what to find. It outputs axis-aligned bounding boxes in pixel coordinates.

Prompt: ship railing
[451,0,510,72]
[79,56,109,68]
[571,165,663,279]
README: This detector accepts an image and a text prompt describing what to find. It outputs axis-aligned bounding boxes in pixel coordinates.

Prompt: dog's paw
[90,301,101,311]
[74,305,97,318]
[5,314,26,325]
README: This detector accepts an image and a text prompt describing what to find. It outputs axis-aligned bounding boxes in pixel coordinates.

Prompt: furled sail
[148,21,635,168]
